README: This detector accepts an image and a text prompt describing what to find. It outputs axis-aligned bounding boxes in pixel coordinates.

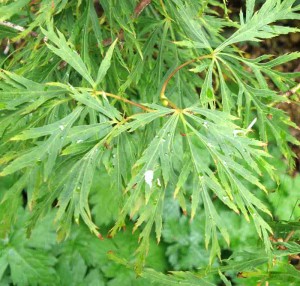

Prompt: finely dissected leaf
[202,181,230,260]
[216,61,234,112]
[69,88,121,120]
[110,113,179,272]
[55,144,103,239]
[111,132,136,194]
[133,187,165,274]
[127,113,179,190]
[181,107,274,256]
[171,0,212,50]
[65,122,112,144]
[200,60,215,108]
[216,0,300,51]
[1,107,83,179]
[41,24,95,86]
[95,39,118,87]
[216,52,299,162]
[0,70,63,111]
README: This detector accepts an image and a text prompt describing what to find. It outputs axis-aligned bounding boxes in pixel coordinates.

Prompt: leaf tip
[97,232,104,240]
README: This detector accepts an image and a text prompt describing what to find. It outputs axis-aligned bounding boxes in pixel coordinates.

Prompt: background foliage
[0,0,300,285]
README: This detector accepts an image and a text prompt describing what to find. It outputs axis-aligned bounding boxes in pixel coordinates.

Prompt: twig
[282,83,300,97]
[94,91,153,112]
[0,20,38,37]
[284,230,295,242]
[160,54,212,108]
[3,39,10,55]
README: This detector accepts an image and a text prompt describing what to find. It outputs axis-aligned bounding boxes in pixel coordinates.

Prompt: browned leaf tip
[97,233,104,240]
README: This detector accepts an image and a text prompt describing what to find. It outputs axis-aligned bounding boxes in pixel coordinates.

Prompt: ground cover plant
[0,0,300,285]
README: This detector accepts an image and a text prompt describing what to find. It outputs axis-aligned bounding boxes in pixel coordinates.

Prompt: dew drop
[76,139,83,144]
[59,125,65,131]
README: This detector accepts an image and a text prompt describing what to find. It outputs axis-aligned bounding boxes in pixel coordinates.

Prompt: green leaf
[0,70,63,111]
[68,88,121,120]
[110,113,179,272]
[0,0,30,21]
[41,24,95,86]
[95,39,118,87]
[0,210,58,286]
[55,144,103,239]
[216,0,300,52]
[0,107,82,179]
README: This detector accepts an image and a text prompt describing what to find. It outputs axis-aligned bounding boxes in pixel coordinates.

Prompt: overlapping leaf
[216,0,300,52]
[0,107,82,179]
[41,24,95,86]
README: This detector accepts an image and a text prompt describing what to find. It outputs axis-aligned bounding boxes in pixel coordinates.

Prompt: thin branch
[160,54,213,108]
[282,82,300,98]
[284,230,295,242]
[94,91,153,112]
[0,20,38,37]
